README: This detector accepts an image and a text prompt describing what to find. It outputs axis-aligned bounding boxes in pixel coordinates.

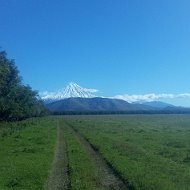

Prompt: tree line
[53,110,190,115]
[0,50,48,121]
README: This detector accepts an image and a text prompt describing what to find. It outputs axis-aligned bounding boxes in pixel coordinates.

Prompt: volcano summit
[40,82,98,103]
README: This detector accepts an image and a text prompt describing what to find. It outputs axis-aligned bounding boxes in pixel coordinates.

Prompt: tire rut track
[65,122,134,190]
[46,121,70,190]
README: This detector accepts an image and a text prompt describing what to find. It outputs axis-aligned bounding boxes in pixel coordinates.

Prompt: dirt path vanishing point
[66,123,133,190]
[46,123,70,190]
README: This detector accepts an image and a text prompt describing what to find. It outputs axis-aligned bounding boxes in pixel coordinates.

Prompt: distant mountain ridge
[46,97,154,112]
[42,82,190,113]
[137,101,175,109]
[46,97,190,113]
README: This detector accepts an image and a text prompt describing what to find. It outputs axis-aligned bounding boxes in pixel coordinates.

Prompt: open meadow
[1,114,190,190]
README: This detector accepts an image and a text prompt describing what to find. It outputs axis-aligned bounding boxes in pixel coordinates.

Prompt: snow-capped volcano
[40,82,98,102]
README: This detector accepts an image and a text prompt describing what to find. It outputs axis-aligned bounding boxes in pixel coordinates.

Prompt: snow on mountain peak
[40,82,98,102]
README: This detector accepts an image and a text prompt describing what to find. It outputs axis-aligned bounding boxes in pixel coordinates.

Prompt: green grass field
[1,114,190,189]
[0,117,57,190]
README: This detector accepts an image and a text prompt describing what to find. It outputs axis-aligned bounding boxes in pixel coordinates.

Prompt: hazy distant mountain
[41,82,98,103]
[46,97,154,112]
[164,105,190,111]
[140,101,175,109]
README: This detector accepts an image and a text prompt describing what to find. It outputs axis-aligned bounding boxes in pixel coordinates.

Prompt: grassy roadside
[0,117,57,190]
[64,115,190,190]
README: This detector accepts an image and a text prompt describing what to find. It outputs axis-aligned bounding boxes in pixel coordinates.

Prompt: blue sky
[1,0,190,106]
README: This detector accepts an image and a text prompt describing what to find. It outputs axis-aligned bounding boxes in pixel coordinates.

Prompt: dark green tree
[0,50,48,121]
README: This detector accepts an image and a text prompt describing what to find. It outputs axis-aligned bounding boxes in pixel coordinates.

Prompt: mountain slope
[46,97,154,112]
